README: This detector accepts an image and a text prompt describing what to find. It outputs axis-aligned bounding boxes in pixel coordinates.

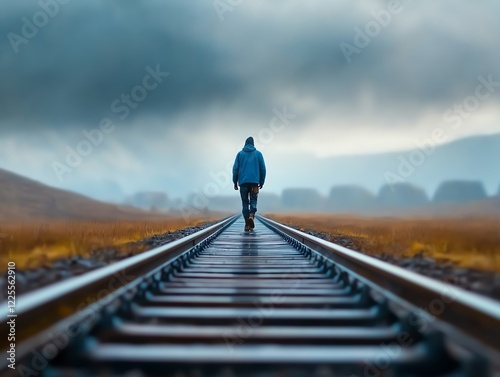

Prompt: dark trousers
[239,183,258,220]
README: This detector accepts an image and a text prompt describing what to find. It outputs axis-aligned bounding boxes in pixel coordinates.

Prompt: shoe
[248,213,255,229]
[244,225,251,232]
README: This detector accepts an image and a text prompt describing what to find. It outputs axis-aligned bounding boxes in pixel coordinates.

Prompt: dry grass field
[0,168,230,271]
[267,213,500,272]
[0,216,223,270]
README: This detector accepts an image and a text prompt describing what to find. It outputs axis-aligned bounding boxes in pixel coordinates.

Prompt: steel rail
[0,214,239,366]
[258,215,500,356]
[1,214,498,376]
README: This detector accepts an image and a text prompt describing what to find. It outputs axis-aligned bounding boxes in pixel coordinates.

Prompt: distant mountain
[189,133,500,217]
[282,188,324,211]
[433,180,487,203]
[205,181,499,217]
[377,183,429,207]
[12,132,497,204]
[0,168,163,221]
[269,133,500,197]
[327,185,377,213]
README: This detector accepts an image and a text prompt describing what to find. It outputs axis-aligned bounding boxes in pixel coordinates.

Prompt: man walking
[232,136,266,231]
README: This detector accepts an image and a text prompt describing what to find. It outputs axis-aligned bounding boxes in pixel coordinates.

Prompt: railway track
[2,215,499,377]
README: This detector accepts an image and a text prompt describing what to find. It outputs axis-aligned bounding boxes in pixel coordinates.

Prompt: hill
[0,168,162,221]
[268,133,500,197]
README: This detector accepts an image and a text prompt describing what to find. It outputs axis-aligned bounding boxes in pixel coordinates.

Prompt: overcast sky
[1,0,499,200]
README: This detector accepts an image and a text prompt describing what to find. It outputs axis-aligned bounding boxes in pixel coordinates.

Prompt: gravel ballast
[3,220,499,303]
[0,220,219,300]
[298,227,500,302]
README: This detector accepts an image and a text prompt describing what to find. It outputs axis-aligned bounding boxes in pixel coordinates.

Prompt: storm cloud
[2,0,499,128]
[1,0,499,199]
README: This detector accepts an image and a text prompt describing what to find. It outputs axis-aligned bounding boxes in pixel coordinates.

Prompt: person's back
[232,136,266,231]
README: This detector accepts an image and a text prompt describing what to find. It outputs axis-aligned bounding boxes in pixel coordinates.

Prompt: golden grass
[0,216,224,270]
[267,213,500,272]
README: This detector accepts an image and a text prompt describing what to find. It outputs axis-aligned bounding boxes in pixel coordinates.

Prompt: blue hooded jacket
[232,143,266,186]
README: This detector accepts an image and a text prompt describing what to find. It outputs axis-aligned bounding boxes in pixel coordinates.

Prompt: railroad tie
[5,216,496,377]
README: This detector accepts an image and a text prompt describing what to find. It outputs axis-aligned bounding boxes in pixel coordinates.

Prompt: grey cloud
[1,0,500,133]
[0,1,244,128]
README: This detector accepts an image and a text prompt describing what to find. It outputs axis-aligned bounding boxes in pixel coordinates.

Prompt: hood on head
[243,136,255,152]
[243,144,256,152]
